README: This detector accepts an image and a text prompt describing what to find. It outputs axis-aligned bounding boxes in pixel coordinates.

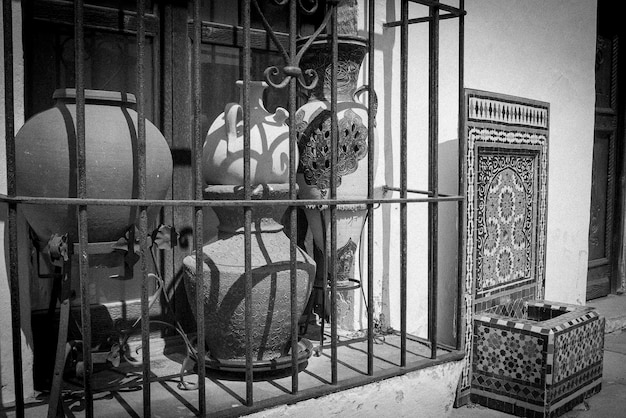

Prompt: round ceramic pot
[15,89,173,243]
[295,35,377,285]
[202,81,292,186]
[182,184,316,362]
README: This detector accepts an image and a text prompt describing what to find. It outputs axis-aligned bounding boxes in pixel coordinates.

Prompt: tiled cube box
[471,300,605,417]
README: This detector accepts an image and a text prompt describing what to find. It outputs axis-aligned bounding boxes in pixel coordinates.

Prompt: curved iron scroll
[252,0,338,90]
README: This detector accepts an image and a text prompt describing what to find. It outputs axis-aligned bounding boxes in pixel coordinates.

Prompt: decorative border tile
[468,95,549,129]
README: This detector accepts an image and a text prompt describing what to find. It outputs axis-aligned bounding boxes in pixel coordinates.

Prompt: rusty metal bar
[428,2,440,360]
[329,2,339,385]
[0,194,464,207]
[383,12,458,28]
[288,0,299,394]
[399,0,408,368]
[367,0,375,376]
[191,0,206,413]
[136,1,152,415]
[3,1,25,415]
[409,0,463,15]
[384,186,454,198]
[243,0,254,406]
[74,1,94,415]
[456,0,465,352]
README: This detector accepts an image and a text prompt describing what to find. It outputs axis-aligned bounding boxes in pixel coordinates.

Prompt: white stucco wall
[464,1,597,305]
[0,0,35,406]
[248,360,464,418]
[353,0,598,342]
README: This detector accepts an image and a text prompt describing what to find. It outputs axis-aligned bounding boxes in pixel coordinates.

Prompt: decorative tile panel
[458,90,605,417]
[459,90,550,398]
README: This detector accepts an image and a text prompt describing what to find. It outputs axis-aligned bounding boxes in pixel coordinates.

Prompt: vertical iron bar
[456,0,465,352]
[75,0,93,415]
[136,1,152,415]
[3,1,25,415]
[192,0,206,413]
[243,0,254,405]
[329,2,339,385]
[288,0,299,393]
[428,3,439,360]
[366,0,375,376]
[399,0,408,368]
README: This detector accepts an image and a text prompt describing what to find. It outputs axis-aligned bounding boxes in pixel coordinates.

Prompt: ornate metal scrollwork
[252,0,338,90]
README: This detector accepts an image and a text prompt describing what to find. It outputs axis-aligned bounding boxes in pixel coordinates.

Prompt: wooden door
[587,1,623,300]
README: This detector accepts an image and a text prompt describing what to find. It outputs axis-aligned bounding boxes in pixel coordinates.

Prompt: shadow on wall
[375,0,459,347]
[377,0,397,333]
[438,138,459,347]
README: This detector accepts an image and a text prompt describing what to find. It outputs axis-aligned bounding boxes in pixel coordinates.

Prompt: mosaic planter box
[471,300,605,417]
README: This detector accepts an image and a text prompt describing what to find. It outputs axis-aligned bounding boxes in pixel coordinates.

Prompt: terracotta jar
[182,185,316,366]
[14,89,173,244]
[296,35,377,289]
[202,81,291,186]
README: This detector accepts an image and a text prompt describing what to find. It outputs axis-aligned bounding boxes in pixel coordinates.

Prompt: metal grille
[2,1,465,416]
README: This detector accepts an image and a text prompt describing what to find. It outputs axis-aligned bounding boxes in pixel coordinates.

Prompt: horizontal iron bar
[383,186,454,197]
[0,194,464,207]
[31,0,159,36]
[408,0,465,16]
[383,11,462,28]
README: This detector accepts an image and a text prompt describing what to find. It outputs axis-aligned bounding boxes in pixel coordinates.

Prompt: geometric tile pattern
[476,153,535,293]
[468,95,549,129]
[553,317,605,383]
[472,134,544,299]
[470,303,605,416]
[473,323,546,384]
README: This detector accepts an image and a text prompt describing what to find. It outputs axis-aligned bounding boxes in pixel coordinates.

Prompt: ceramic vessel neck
[204,184,291,236]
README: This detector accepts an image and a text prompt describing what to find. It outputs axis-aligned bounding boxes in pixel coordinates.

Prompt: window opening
[1,1,466,416]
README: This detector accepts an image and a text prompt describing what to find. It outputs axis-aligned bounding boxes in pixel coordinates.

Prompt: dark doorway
[587,0,626,300]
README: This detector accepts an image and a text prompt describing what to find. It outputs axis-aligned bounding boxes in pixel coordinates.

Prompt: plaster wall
[248,360,463,418]
[350,0,598,343]
[463,0,597,305]
[0,0,35,406]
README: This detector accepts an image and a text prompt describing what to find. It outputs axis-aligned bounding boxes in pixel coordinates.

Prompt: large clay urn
[296,35,377,292]
[202,81,292,186]
[182,185,316,365]
[14,88,173,244]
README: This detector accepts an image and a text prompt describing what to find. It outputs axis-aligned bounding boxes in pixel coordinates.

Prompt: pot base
[200,338,313,374]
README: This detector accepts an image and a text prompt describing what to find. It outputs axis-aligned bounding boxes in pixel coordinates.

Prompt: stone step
[588,294,626,333]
